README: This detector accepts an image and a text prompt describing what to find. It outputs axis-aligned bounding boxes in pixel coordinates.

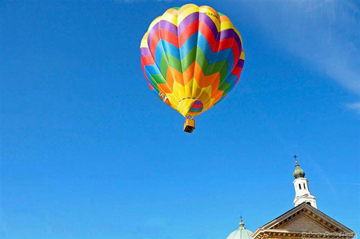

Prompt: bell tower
[292,155,317,208]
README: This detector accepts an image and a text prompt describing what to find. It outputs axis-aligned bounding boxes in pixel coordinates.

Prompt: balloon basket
[183,118,195,133]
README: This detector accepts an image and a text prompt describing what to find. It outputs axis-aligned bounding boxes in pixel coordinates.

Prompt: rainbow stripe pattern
[189,100,204,114]
[140,4,245,117]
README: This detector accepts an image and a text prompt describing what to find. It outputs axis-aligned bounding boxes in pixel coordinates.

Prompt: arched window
[303,183,306,189]
[299,184,302,189]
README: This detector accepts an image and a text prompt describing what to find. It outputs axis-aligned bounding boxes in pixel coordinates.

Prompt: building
[226,156,356,239]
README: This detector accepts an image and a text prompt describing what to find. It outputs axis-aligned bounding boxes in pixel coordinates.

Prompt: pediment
[276,214,332,233]
[265,203,353,234]
[252,203,355,239]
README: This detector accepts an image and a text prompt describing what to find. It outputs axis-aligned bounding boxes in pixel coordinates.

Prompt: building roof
[252,202,355,239]
[226,219,253,239]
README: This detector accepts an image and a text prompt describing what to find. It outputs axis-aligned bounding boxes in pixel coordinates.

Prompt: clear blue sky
[1,1,359,238]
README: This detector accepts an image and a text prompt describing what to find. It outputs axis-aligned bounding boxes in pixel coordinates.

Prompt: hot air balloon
[140,4,245,133]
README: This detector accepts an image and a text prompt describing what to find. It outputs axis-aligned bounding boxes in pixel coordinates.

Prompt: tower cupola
[292,155,317,208]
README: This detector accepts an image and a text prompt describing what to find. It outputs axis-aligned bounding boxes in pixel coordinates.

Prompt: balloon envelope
[140,4,245,118]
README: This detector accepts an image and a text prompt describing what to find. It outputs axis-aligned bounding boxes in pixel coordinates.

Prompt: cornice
[253,229,355,239]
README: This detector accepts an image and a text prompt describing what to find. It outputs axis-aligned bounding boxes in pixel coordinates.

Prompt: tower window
[299,184,302,189]
[303,183,306,189]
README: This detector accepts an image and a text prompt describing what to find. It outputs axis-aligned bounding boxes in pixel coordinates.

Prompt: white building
[226,156,355,239]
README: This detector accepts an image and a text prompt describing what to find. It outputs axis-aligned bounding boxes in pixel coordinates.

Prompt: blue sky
[1,0,359,238]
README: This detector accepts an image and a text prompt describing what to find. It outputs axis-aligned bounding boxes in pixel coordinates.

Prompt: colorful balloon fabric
[140,4,245,118]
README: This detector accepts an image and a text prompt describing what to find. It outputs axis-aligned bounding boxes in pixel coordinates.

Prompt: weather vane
[293,154,298,165]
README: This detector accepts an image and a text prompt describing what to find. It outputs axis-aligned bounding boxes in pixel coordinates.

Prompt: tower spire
[239,216,245,229]
[294,154,298,166]
[293,154,305,179]
[292,155,317,208]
